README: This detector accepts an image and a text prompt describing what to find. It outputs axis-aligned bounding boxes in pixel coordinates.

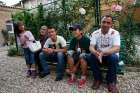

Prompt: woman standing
[15,21,37,78]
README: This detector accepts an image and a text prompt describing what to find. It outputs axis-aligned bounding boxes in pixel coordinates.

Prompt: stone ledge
[125,66,140,72]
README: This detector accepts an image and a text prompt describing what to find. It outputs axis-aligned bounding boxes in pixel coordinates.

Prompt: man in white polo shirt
[89,15,120,93]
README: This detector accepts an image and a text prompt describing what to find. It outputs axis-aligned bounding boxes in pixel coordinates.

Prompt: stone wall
[0,5,23,46]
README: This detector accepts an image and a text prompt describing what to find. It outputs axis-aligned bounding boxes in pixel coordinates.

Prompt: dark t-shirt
[39,35,48,48]
[69,35,90,53]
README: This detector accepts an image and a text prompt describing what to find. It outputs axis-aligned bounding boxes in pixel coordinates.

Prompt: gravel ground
[0,47,140,93]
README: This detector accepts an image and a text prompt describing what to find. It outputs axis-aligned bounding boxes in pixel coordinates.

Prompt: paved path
[0,47,140,93]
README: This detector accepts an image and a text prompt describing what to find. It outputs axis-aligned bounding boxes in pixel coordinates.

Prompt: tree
[0,1,6,6]
[12,0,96,39]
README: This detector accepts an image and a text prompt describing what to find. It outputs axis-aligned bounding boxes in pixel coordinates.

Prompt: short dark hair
[48,26,57,31]
[69,24,82,31]
[101,15,113,21]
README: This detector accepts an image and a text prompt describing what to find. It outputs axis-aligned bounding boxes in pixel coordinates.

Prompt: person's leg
[105,54,119,93]
[39,52,50,78]
[87,53,102,89]
[105,54,119,84]
[67,56,75,73]
[79,53,88,77]
[35,51,43,73]
[67,51,77,84]
[30,64,37,78]
[78,57,87,88]
[28,50,37,78]
[23,48,31,77]
[66,50,75,74]
[55,52,65,81]
[88,54,102,81]
[80,59,87,77]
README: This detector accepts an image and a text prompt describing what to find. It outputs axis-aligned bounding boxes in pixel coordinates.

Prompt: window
[6,23,14,33]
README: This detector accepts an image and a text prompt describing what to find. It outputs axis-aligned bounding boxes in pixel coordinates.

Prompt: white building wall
[23,0,57,9]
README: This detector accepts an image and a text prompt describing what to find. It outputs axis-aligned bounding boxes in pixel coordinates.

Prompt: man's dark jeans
[39,51,65,78]
[88,53,119,84]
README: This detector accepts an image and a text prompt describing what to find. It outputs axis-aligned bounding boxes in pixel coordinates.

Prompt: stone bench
[47,41,125,75]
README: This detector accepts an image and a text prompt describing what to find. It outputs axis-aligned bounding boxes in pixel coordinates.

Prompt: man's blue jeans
[88,53,119,84]
[39,51,65,77]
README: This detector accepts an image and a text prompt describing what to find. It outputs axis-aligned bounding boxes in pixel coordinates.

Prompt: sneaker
[78,79,86,88]
[92,80,102,90]
[39,72,50,78]
[68,77,76,85]
[55,76,63,81]
[26,70,31,77]
[107,83,119,93]
[31,70,37,79]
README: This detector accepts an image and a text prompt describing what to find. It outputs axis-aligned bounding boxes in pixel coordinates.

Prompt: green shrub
[8,47,17,56]
[119,5,139,65]
[1,29,9,46]
[8,46,23,56]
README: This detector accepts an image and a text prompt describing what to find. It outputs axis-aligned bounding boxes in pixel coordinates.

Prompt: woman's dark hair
[14,21,24,37]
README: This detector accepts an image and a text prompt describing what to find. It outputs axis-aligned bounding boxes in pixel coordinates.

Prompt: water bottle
[117,60,125,75]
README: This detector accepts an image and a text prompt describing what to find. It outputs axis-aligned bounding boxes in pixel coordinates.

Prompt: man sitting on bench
[39,26,67,81]
[89,15,120,93]
[66,24,90,88]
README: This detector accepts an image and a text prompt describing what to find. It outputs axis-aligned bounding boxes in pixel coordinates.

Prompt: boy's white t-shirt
[90,28,120,54]
[44,35,66,49]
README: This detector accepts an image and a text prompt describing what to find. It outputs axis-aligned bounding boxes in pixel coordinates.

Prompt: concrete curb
[125,66,140,72]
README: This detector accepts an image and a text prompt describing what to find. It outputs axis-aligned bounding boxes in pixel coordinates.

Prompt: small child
[15,21,37,78]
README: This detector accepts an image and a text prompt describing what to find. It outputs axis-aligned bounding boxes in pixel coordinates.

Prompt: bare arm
[102,45,120,56]
[53,47,67,53]
[89,44,100,57]
[42,47,67,53]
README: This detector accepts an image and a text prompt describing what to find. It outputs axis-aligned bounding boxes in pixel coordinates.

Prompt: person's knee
[67,50,74,57]
[108,54,119,63]
[57,52,65,63]
[87,53,97,63]
[57,52,65,58]
[91,53,97,59]
[39,52,46,60]
[79,53,86,59]
[80,58,87,65]
[67,56,74,63]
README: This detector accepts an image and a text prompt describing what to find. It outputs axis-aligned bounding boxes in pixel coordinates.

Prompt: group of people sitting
[15,15,120,93]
